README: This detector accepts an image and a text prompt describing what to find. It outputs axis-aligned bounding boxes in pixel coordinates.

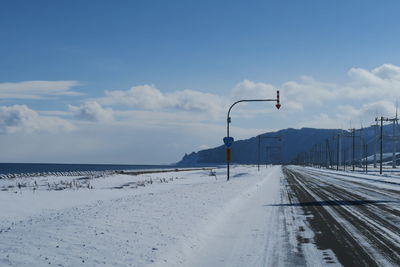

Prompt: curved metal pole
[226,91,280,181]
[227,100,275,137]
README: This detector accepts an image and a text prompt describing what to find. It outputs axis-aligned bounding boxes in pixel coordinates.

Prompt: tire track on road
[283,166,400,266]
[283,167,376,266]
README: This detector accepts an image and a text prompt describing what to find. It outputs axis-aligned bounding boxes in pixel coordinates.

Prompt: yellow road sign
[226,148,231,161]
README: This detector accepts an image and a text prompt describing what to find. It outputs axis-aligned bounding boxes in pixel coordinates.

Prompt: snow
[364,152,400,161]
[288,165,400,265]
[2,165,397,266]
[303,166,400,190]
[0,166,284,266]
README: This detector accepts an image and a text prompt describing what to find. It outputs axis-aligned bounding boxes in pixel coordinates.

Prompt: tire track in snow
[167,166,283,267]
[284,166,400,266]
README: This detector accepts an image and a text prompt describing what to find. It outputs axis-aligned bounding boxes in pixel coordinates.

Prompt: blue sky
[1,0,400,164]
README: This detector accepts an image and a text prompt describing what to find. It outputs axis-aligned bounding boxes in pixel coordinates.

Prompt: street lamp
[224,91,281,181]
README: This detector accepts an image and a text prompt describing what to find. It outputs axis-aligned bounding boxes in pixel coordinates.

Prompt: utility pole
[315,144,318,168]
[377,116,384,175]
[372,121,378,169]
[391,111,398,168]
[337,132,342,170]
[349,128,355,171]
[358,127,364,169]
[258,135,282,169]
[258,136,260,172]
[381,117,383,174]
[365,143,368,173]
[307,149,309,166]
[340,130,357,171]
[343,148,346,171]
[319,143,322,168]
[375,113,399,175]
[325,139,328,168]
[392,119,396,168]
[325,139,332,168]
[313,144,316,167]
[266,145,282,165]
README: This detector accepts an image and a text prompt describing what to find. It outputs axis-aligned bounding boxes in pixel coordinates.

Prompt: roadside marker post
[226,148,231,161]
[223,136,234,179]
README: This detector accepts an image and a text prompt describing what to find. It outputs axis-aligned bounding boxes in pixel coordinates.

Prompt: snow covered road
[0,165,399,266]
[283,166,400,266]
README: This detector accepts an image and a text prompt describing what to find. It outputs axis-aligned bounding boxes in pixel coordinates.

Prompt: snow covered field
[0,165,399,266]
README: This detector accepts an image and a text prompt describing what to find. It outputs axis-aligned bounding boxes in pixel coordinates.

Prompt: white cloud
[230,80,302,112]
[299,100,398,129]
[336,100,397,121]
[0,114,272,164]
[70,63,400,134]
[0,105,75,134]
[171,89,225,118]
[282,76,337,106]
[3,63,400,163]
[97,84,226,119]
[100,85,165,109]
[230,80,276,100]
[69,101,114,122]
[96,81,289,121]
[230,64,400,112]
[342,64,400,99]
[0,80,82,99]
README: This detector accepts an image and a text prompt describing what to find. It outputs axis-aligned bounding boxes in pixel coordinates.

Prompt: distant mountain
[178,125,400,165]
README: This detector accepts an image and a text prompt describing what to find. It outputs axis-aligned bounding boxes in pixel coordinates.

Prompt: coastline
[0,167,215,179]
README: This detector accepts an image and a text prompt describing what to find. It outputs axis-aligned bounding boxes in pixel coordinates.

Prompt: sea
[0,163,175,175]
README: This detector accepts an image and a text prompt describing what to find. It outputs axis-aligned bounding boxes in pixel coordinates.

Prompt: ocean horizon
[0,162,177,175]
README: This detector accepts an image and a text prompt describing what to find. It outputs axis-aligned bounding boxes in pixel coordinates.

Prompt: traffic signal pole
[225,91,281,181]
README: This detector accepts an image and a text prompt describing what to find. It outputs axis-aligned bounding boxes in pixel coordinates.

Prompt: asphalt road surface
[282,166,400,266]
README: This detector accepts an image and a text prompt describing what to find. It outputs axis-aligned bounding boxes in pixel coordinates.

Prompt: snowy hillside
[179,125,400,165]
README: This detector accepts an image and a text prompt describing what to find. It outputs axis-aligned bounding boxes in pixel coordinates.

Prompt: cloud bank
[2,63,400,163]
[0,80,82,99]
[3,63,400,131]
[0,105,74,134]
[97,85,226,119]
[69,101,114,122]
